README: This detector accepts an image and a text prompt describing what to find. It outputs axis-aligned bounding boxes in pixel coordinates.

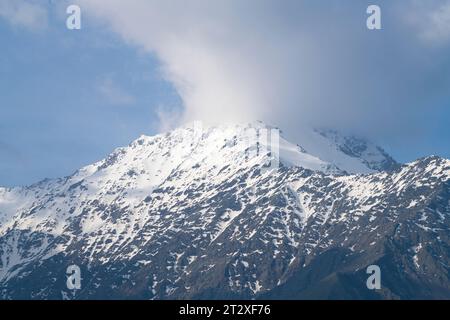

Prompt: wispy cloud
[414,1,450,45]
[0,0,47,30]
[97,75,136,106]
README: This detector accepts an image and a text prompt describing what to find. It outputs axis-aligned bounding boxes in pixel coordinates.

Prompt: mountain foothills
[0,122,449,300]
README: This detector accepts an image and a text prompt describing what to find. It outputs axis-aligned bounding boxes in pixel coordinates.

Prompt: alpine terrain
[0,122,449,300]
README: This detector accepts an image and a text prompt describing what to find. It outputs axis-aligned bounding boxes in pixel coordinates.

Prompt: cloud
[154,105,183,132]
[0,0,47,30]
[76,0,272,126]
[97,75,136,106]
[9,0,450,145]
[72,1,450,139]
[408,0,450,45]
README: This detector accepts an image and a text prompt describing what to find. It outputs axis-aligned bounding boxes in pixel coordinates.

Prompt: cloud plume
[72,0,449,140]
[3,0,450,144]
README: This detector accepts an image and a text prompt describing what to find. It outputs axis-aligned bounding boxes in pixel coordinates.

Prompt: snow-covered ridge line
[0,123,447,239]
[0,122,449,299]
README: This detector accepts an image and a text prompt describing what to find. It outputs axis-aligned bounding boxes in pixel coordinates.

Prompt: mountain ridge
[0,122,449,299]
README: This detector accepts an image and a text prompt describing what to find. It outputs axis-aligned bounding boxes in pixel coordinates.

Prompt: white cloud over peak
[5,0,450,143]
[77,0,280,127]
[74,0,450,140]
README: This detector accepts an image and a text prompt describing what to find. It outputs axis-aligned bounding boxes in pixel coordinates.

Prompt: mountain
[0,122,449,300]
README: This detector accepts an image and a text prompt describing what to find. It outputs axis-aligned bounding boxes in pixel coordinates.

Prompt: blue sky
[1,0,450,186]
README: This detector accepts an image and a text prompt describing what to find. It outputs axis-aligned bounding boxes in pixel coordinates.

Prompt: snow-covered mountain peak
[0,121,399,237]
[313,129,399,172]
[100,121,398,179]
[79,121,336,182]
[0,122,449,299]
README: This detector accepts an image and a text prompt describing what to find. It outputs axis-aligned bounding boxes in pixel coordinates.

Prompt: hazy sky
[1,0,450,186]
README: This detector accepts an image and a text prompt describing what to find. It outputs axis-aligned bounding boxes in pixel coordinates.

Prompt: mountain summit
[0,122,449,299]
